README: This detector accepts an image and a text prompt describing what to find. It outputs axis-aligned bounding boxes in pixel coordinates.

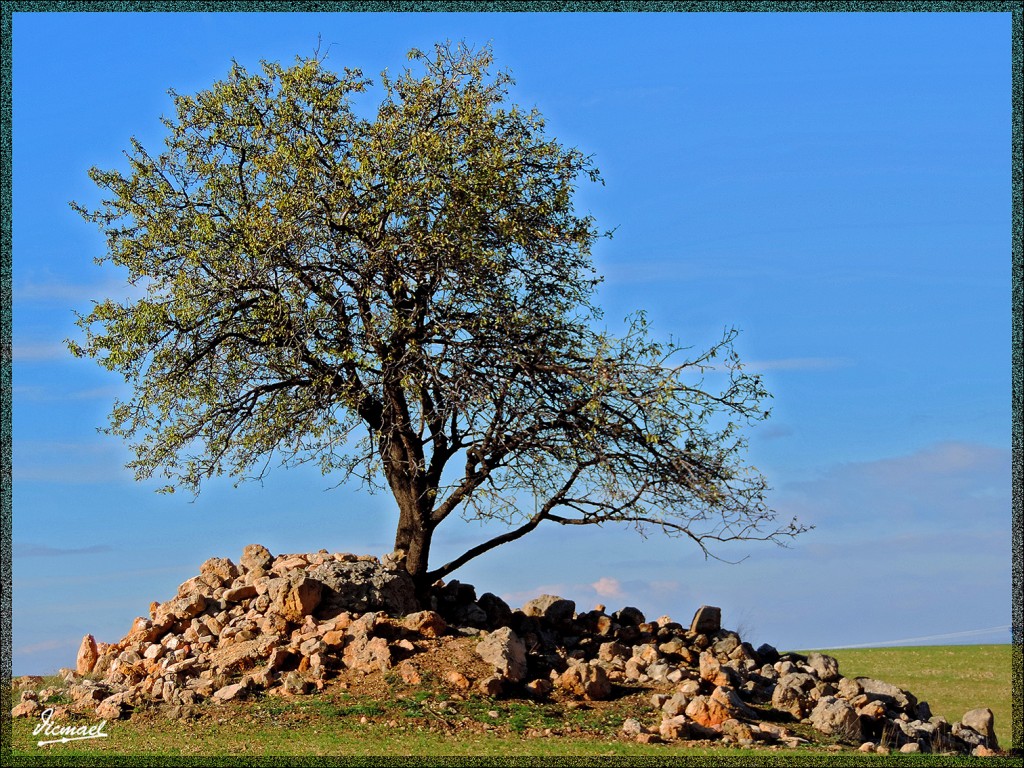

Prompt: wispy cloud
[11,342,70,362]
[16,638,79,656]
[756,424,795,440]
[14,542,114,558]
[13,384,124,402]
[13,440,131,484]
[597,260,775,286]
[14,278,147,306]
[776,441,1011,532]
[743,357,854,372]
[13,563,196,590]
[570,84,683,110]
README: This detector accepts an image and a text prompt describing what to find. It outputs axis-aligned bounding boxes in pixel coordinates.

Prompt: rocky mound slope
[10,545,1002,756]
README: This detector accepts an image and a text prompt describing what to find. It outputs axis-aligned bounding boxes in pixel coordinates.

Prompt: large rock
[960,708,998,749]
[772,679,808,719]
[207,636,278,673]
[343,635,392,673]
[223,584,257,603]
[684,694,735,727]
[710,685,759,721]
[267,572,323,622]
[522,594,576,625]
[699,650,733,687]
[555,662,612,701]
[836,676,862,700]
[614,606,646,627]
[95,692,132,720]
[11,700,42,718]
[200,557,240,585]
[689,605,721,635]
[307,559,418,617]
[402,610,447,638]
[476,627,527,682]
[809,696,863,741]
[598,641,630,663]
[163,590,207,621]
[659,714,690,741]
[856,677,917,713]
[76,634,99,675]
[477,592,513,629]
[212,682,247,702]
[241,544,274,573]
[806,652,841,682]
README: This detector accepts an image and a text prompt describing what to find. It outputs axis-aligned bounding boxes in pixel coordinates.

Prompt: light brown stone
[699,650,732,687]
[11,700,42,718]
[95,692,131,720]
[76,634,99,675]
[207,636,276,672]
[267,572,322,623]
[659,715,690,741]
[200,557,239,585]
[402,610,447,638]
[212,683,247,702]
[446,671,471,690]
[223,585,258,603]
[241,544,274,572]
[685,694,734,727]
[477,676,503,696]
[322,629,346,648]
[398,661,421,685]
[555,663,612,701]
[598,641,629,662]
[343,635,392,673]
[476,627,527,682]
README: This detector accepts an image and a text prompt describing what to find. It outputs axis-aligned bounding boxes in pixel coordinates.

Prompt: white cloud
[590,576,624,599]
[499,583,572,608]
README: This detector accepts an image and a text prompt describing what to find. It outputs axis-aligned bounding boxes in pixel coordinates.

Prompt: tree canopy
[70,42,808,588]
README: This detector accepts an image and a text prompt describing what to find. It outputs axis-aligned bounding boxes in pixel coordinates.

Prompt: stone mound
[10,546,1002,756]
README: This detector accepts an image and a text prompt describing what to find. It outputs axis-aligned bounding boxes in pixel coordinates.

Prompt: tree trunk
[394,506,432,576]
[391,483,435,599]
[378,395,436,598]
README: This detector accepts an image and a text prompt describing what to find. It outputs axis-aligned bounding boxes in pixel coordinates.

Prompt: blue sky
[9,10,1012,676]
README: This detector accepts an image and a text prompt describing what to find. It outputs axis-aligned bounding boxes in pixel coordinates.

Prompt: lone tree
[70,42,807,591]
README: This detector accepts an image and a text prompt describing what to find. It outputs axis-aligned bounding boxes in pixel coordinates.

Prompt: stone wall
[10,546,1002,756]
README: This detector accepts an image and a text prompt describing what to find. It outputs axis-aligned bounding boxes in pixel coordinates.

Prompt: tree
[70,42,808,592]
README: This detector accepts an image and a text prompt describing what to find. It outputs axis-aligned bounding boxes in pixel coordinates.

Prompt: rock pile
[10,545,1002,756]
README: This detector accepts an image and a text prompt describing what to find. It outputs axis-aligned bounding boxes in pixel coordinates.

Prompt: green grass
[801,644,1013,750]
[8,644,1015,759]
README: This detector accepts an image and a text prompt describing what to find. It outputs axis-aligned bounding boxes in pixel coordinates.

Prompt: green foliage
[333,702,386,718]
[70,41,807,579]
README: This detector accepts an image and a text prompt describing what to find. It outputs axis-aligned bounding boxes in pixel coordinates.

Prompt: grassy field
[800,644,1015,751]
[8,644,1016,759]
